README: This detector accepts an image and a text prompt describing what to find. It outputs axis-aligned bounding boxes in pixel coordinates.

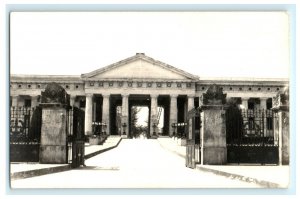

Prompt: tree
[130,106,141,137]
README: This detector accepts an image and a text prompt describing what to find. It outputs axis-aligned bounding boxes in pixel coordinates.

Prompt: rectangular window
[79,100,86,108]
[248,102,255,110]
[24,99,31,107]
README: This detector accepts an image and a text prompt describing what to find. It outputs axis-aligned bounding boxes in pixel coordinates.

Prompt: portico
[80,55,198,137]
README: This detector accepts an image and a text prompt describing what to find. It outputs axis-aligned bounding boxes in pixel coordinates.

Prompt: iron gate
[67,106,85,168]
[186,107,201,168]
[10,106,42,162]
[226,106,279,164]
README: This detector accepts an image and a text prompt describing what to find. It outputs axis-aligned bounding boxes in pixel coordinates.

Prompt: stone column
[201,84,227,165]
[273,90,289,165]
[169,94,178,136]
[11,95,19,107]
[121,94,129,137]
[84,94,93,136]
[39,83,69,164]
[260,97,268,136]
[70,95,76,107]
[102,94,110,135]
[187,95,195,139]
[241,97,249,109]
[150,94,158,137]
[31,95,39,108]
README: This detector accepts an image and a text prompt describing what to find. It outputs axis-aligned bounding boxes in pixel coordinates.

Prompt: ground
[11,139,261,188]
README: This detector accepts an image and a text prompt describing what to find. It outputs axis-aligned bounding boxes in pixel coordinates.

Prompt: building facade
[10,53,288,138]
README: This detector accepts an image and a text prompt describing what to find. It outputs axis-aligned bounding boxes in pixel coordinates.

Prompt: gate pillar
[272,88,289,165]
[201,84,227,165]
[39,82,70,164]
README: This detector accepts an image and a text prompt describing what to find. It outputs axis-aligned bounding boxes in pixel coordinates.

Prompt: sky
[10,11,289,78]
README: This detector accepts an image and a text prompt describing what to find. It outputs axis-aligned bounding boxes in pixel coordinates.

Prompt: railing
[10,106,42,143]
[226,108,279,164]
[227,109,278,147]
[10,106,42,162]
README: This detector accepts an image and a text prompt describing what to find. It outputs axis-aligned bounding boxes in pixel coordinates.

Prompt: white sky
[10,11,289,78]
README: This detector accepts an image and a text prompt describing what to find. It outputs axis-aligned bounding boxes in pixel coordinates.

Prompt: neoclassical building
[10,53,289,138]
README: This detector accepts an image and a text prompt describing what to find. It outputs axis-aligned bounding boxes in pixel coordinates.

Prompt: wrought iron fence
[227,109,278,147]
[10,106,42,162]
[10,106,42,143]
[226,108,279,164]
[67,106,85,168]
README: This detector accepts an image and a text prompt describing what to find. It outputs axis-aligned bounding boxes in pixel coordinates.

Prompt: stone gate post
[200,84,227,165]
[39,82,70,164]
[272,88,289,165]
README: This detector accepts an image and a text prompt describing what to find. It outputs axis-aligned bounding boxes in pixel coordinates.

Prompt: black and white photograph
[4,3,296,196]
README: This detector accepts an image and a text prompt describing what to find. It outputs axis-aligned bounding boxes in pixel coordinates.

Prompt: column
[201,84,227,165]
[84,94,93,136]
[150,94,158,136]
[241,97,249,109]
[102,94,110,135]
[169,94,178,136]
[11,95,19,107]
[121,94,129,136]
[31,95,39,108]
[260,97,268,137]
[273,92,289,165]
[187,95,195,140]
[70,95,76,107]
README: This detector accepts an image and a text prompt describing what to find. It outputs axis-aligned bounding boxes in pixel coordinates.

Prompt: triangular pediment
[81,53,199,81]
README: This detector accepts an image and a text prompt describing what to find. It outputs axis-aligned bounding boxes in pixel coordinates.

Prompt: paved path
[11,139,261,188]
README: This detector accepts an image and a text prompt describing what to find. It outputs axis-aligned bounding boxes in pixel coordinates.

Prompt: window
[65,85,69,89]
[147,83,152,87]
[27,85,31,88]
[118,82,123,87]
[177,83,182,88]
[156,83,162,87]
[90,82,94,86]
[98,82,103,87]
[79,100,86,108]
[109,82,114,87]
[167,83,171,87]
[75,85,79,89]
[137,82,143,87]
[248,101,255,110]
[37,84,41,88]
[24,99,31,107]
[186,83,191,88]
[128,82,133,87]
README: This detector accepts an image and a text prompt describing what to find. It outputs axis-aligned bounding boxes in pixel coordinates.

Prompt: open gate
[67,106,85,168]
[186,107,202,168]
[226,105,279,164]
